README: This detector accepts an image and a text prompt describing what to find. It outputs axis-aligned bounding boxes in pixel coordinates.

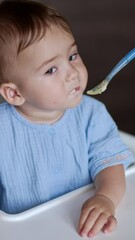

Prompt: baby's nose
[66,66,78,82]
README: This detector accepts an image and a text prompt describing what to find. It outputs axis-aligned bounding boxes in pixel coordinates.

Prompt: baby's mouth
[70,86,81,95]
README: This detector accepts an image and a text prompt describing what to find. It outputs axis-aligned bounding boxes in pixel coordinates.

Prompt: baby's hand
[78,194,117,238]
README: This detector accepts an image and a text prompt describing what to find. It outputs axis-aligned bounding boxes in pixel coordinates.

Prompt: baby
[0,0,134,238]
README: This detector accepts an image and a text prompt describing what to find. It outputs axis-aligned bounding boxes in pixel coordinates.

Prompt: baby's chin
[68,94,83,109]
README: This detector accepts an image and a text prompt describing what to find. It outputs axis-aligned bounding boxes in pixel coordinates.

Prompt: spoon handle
[106,48,135,82]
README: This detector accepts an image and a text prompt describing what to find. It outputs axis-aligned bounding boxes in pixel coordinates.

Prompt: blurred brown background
[43,0,135,134]
[0,0,135,135]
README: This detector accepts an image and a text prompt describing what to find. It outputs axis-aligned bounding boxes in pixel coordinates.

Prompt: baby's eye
[69,53,78,62]
[45,67,57,75]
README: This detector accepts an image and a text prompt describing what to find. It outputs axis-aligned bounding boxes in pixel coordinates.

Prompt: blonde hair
[0,0,72,84]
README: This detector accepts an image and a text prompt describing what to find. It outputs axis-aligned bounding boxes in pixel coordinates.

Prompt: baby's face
[14,25,88,122]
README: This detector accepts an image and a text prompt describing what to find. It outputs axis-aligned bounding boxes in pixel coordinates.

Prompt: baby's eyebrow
[35,41,77,72]
[70,41,77,49]
[36,56,58,72]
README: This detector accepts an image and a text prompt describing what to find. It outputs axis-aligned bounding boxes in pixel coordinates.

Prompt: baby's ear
[0,83,25,106]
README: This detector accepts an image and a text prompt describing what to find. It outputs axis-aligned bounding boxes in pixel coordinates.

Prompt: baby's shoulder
[0,102,11,129]
[0,101,10,116]
[76,95,105,115]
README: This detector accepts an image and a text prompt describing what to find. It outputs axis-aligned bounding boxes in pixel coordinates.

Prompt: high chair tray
[0,165,135,240]
[0,131,135,240]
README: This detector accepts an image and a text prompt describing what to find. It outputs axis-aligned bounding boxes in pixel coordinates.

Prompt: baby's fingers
[87,213,110,238]
[102,215,117,234]
[78,208,100,237]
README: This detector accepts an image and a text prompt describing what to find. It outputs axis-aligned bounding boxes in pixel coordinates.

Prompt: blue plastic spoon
[87,48,135,95]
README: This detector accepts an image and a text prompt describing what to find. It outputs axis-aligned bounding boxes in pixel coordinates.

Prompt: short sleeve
[87,100,134,181]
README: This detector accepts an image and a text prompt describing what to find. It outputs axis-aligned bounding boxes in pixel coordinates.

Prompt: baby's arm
[78,164,125,238]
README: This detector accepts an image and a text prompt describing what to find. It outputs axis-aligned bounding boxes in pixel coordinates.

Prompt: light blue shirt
[0,95,134,214]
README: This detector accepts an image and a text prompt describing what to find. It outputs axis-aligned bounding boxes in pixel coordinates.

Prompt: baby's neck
[15,106,65,124]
